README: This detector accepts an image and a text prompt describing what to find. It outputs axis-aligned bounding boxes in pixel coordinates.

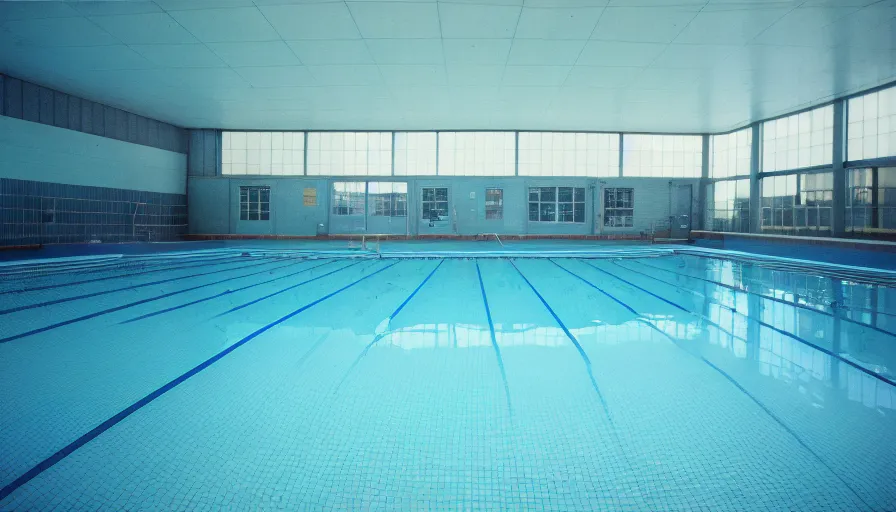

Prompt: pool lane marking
[0,260,401,503]
[215,259,369,317]
[0,257,284,316]
[548,259,639,316]
[475,260,512,415]
[552,262,874,509]
[121,260,337,323]
[508,259,613,421]
[634,259,896,339]
[588,260,896,389]
[639,321,874,510]
[0,259,308,344]
[334,259,444,393]
[0,255,251,296]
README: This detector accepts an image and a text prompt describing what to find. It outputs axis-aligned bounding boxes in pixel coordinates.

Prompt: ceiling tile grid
[0,0,893,132]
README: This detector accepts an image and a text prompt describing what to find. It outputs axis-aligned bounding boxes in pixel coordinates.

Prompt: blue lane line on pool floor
[475,261,513,415]
[0,260,401,503]
[508,259,612,422]
[215,260,368,317]
[0,255,249,296]
[335,260,444,393]
[121,260,336,323]
[0,257,283,316]
[593,260,896,389]
[552,261,873,509]
[634,258,896,339]
[0,259,306,344]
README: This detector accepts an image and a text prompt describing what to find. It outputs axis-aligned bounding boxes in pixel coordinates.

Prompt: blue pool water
[0,244,894,511]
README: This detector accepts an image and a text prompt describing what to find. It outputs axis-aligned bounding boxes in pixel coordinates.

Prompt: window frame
[485,188,503,220]
[603,187,634,228]
[421,187,449,221]
[528,186,586,224]
[239,185,270,221]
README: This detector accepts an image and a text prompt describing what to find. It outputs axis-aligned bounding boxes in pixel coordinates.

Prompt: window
[438,132,515,176]
[762,105,833,172]
[847,167,896,235]
[705,179,750,233]
[223,132,304,175]
[604,188,633,227]
[760,172,832,236]
[848,86,896,161]
[518,132,619,177]
[622,134,702,177]
[394,132,437,176]
[485,188,503,220]
[710,128,751,178]
[369,182,407,217]
[239,186,270,221]
[332,182,365,216]
[421,187,448,221]
[529,187,585,223]
[307,132,392,176]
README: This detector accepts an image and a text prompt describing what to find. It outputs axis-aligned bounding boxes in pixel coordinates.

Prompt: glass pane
[574,203,585,223]
[574,188,585,202]
[529,202,539,221]
[558,187,573,202]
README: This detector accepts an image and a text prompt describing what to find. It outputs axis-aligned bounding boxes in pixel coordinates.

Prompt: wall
[0,74,188,246]
[188,175,702,237]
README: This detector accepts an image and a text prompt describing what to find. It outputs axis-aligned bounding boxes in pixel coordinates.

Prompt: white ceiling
[1,0,895,133]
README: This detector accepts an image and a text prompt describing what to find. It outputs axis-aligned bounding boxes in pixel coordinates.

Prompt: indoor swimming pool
[0,244,894,511]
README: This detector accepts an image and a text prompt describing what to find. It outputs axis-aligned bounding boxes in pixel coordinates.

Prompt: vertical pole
[832,100,846,237]
[303,132,309,176]
[514,131,519,176]
[749,123,761,233]
[699,134,710,231]
[617,133,624,177]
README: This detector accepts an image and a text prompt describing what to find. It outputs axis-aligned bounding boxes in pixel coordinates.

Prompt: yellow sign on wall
[303,188,317,207]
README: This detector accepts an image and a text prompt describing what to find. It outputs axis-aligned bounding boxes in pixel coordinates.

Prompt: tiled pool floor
[0,253,894,511]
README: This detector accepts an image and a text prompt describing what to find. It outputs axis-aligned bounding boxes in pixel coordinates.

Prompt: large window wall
[760,172,833,236]
[762,105,833,172]
[622,134,702,178]
[846,167,896,235]
[518,132,618,177]
[706,179,750,233]
[848,87,896,161]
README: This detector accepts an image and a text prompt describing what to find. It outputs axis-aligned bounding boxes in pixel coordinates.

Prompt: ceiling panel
[0,0,893,133]
[577,41,665,67]
[168,7,280,43]
[258,3,360,40]
[365,39,444,65]
[507,39,586,65]
[88,13,197,45]
[442,39,513,64]
[347,2,441,39]
[208,41,301,67]
[286,40,374,65]
[592,6,699,44]
[131,44,227,68]
[438,3,521,39]
[514,7,604,39]
[2,17,119,46]
[233,66,314,88]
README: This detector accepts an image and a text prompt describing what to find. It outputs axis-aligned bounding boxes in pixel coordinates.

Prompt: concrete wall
[189,175,703,237]
[0,115,187,195]
[1,74,186,154]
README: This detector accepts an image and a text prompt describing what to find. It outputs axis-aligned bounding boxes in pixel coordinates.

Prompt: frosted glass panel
[848,86,896,161]
[710,128,751,178]
[518,132,619,177]
[307,132,392,176]
[438,132,515,176]
[394,132,437,176]
[622,134,702,177]
[222,131,304,175]
[762,105,833,172]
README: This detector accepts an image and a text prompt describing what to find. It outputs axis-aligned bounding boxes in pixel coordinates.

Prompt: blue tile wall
[0,178,187,246]
[0,73,187,154]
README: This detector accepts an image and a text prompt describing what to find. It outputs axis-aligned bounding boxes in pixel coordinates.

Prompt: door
[367,182,408,235]
[419,186,451,234]
[670,184,692,239]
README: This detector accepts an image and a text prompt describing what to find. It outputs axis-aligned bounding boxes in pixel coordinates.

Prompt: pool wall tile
[0,178,187,246]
